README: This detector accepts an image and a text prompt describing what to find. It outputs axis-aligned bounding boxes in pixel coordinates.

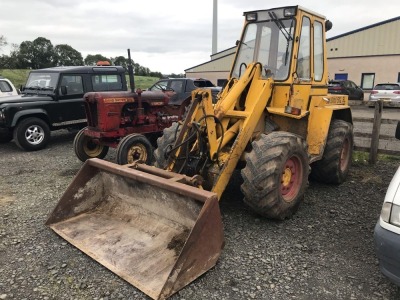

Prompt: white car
[0,76,19,97]
[374,165,400,286]
[369,83,400,102]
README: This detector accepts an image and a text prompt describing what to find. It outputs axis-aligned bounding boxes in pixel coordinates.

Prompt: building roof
[327,16,400,42]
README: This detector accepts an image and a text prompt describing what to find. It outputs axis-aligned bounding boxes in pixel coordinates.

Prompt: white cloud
[0,0,398,74]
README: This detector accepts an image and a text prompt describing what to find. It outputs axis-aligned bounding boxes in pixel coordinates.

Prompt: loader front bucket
[46,158,224,300]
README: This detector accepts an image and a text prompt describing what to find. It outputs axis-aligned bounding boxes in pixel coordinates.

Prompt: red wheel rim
[340,138,350,172]
[280,156,302,202]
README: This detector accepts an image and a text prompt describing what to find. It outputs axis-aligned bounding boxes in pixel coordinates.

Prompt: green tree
[113,55,129,68]
[54,44,83,66]
[84,54,110,66]
[15,37,55,69]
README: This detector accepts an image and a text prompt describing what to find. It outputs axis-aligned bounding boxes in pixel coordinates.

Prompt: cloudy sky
[1,0,398,74]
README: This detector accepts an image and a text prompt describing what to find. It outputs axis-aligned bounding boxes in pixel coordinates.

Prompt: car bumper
[374,221,400,286]
[369,96,400,102]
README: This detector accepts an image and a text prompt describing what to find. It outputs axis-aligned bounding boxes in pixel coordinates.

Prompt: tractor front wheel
[73,128,109,162]
[116,133,153,165]
[241,132,309,220]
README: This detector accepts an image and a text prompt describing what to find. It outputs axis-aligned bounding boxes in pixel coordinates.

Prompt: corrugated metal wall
[327,19,400,57]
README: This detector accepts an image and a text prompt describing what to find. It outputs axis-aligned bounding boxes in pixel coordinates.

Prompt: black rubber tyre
[310,120,353,184]
[0,130,13,143]
[73,128,109,162]
[154,122,181,169]
[13,117,50,151]
[116,133,153,165]
[241,132,309,220]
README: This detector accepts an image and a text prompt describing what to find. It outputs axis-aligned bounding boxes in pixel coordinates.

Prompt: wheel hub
[26,126,44,145]
[127,144,147,164]
[280,157,301,202]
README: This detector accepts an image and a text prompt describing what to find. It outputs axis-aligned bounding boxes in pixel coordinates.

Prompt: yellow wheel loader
[46,5,353,300]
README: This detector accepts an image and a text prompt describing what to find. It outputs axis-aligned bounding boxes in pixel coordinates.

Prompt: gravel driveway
[1,129,400,300]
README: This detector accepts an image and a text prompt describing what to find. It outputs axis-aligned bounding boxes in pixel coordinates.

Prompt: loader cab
[231,6,329,86]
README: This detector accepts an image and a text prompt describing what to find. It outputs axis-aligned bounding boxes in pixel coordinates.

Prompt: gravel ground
[1,129,400,300]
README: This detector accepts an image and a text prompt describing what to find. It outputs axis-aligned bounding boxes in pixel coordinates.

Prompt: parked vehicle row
[0,66,128,150]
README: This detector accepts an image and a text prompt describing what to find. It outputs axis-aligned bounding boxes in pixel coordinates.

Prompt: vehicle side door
[50,74,86,126]
[168,79,187,105]
[349,80,363,100]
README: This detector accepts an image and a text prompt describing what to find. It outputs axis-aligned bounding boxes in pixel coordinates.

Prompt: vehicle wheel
[241,132,309,220]
[73,128,109,162]
[13,117,50,151]
[310,120,353,184]
[116,133,153,165]
[0,130,13,143]
[154,122,181,169]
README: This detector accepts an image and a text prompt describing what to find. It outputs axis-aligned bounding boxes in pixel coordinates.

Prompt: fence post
[368,99,383,164]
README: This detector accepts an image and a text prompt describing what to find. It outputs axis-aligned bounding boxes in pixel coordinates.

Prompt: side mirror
[60,86,68,95]
[325,20,333,32]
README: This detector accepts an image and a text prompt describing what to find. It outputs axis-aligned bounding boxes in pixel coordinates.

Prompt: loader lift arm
[161,62,273,199]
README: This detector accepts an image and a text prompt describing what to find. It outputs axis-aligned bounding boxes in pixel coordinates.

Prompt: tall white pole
[212,0,218,54]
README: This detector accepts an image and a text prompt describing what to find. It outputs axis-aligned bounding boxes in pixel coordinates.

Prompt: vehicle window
[194,80,207,88]
[313,21,324,81]
[349,81,357,88]
[193,80,216,88]
[61,75,84,95]
[170,80,183,92]
[149,81,168,91]
[92,74,122,91]
[296,17,311,79]
[0,81,12,92]
[374,84,400,90]
[329,82,340,87]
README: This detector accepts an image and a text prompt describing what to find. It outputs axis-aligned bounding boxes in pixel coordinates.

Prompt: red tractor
[73,87,190,164]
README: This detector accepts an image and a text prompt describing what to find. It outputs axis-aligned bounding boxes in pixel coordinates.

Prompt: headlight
[0,108,5,120]
[380,202,400,227]
[390,204,400,227]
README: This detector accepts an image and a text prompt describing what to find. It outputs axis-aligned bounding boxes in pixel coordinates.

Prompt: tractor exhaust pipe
[127,48,135,92]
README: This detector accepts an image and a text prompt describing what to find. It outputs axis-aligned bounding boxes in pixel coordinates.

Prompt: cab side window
[296,17,311,79]
[60,75,84,95]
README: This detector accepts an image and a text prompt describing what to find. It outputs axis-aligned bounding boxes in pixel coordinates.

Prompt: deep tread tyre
[154,122,181,169]
[73,128,109,162]
[116,133,153,165]
[13,117,50,151]
[310,120,353,184]
[241,132,309,220]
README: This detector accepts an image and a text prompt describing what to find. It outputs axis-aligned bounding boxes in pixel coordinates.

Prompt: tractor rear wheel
[116,133,153,165]
[241,132,309,220]
[73,128,109,162]
[310,120,353,184]
[154,122,181,169]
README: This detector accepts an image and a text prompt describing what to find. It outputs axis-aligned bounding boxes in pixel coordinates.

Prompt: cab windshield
[232,15,295,81]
